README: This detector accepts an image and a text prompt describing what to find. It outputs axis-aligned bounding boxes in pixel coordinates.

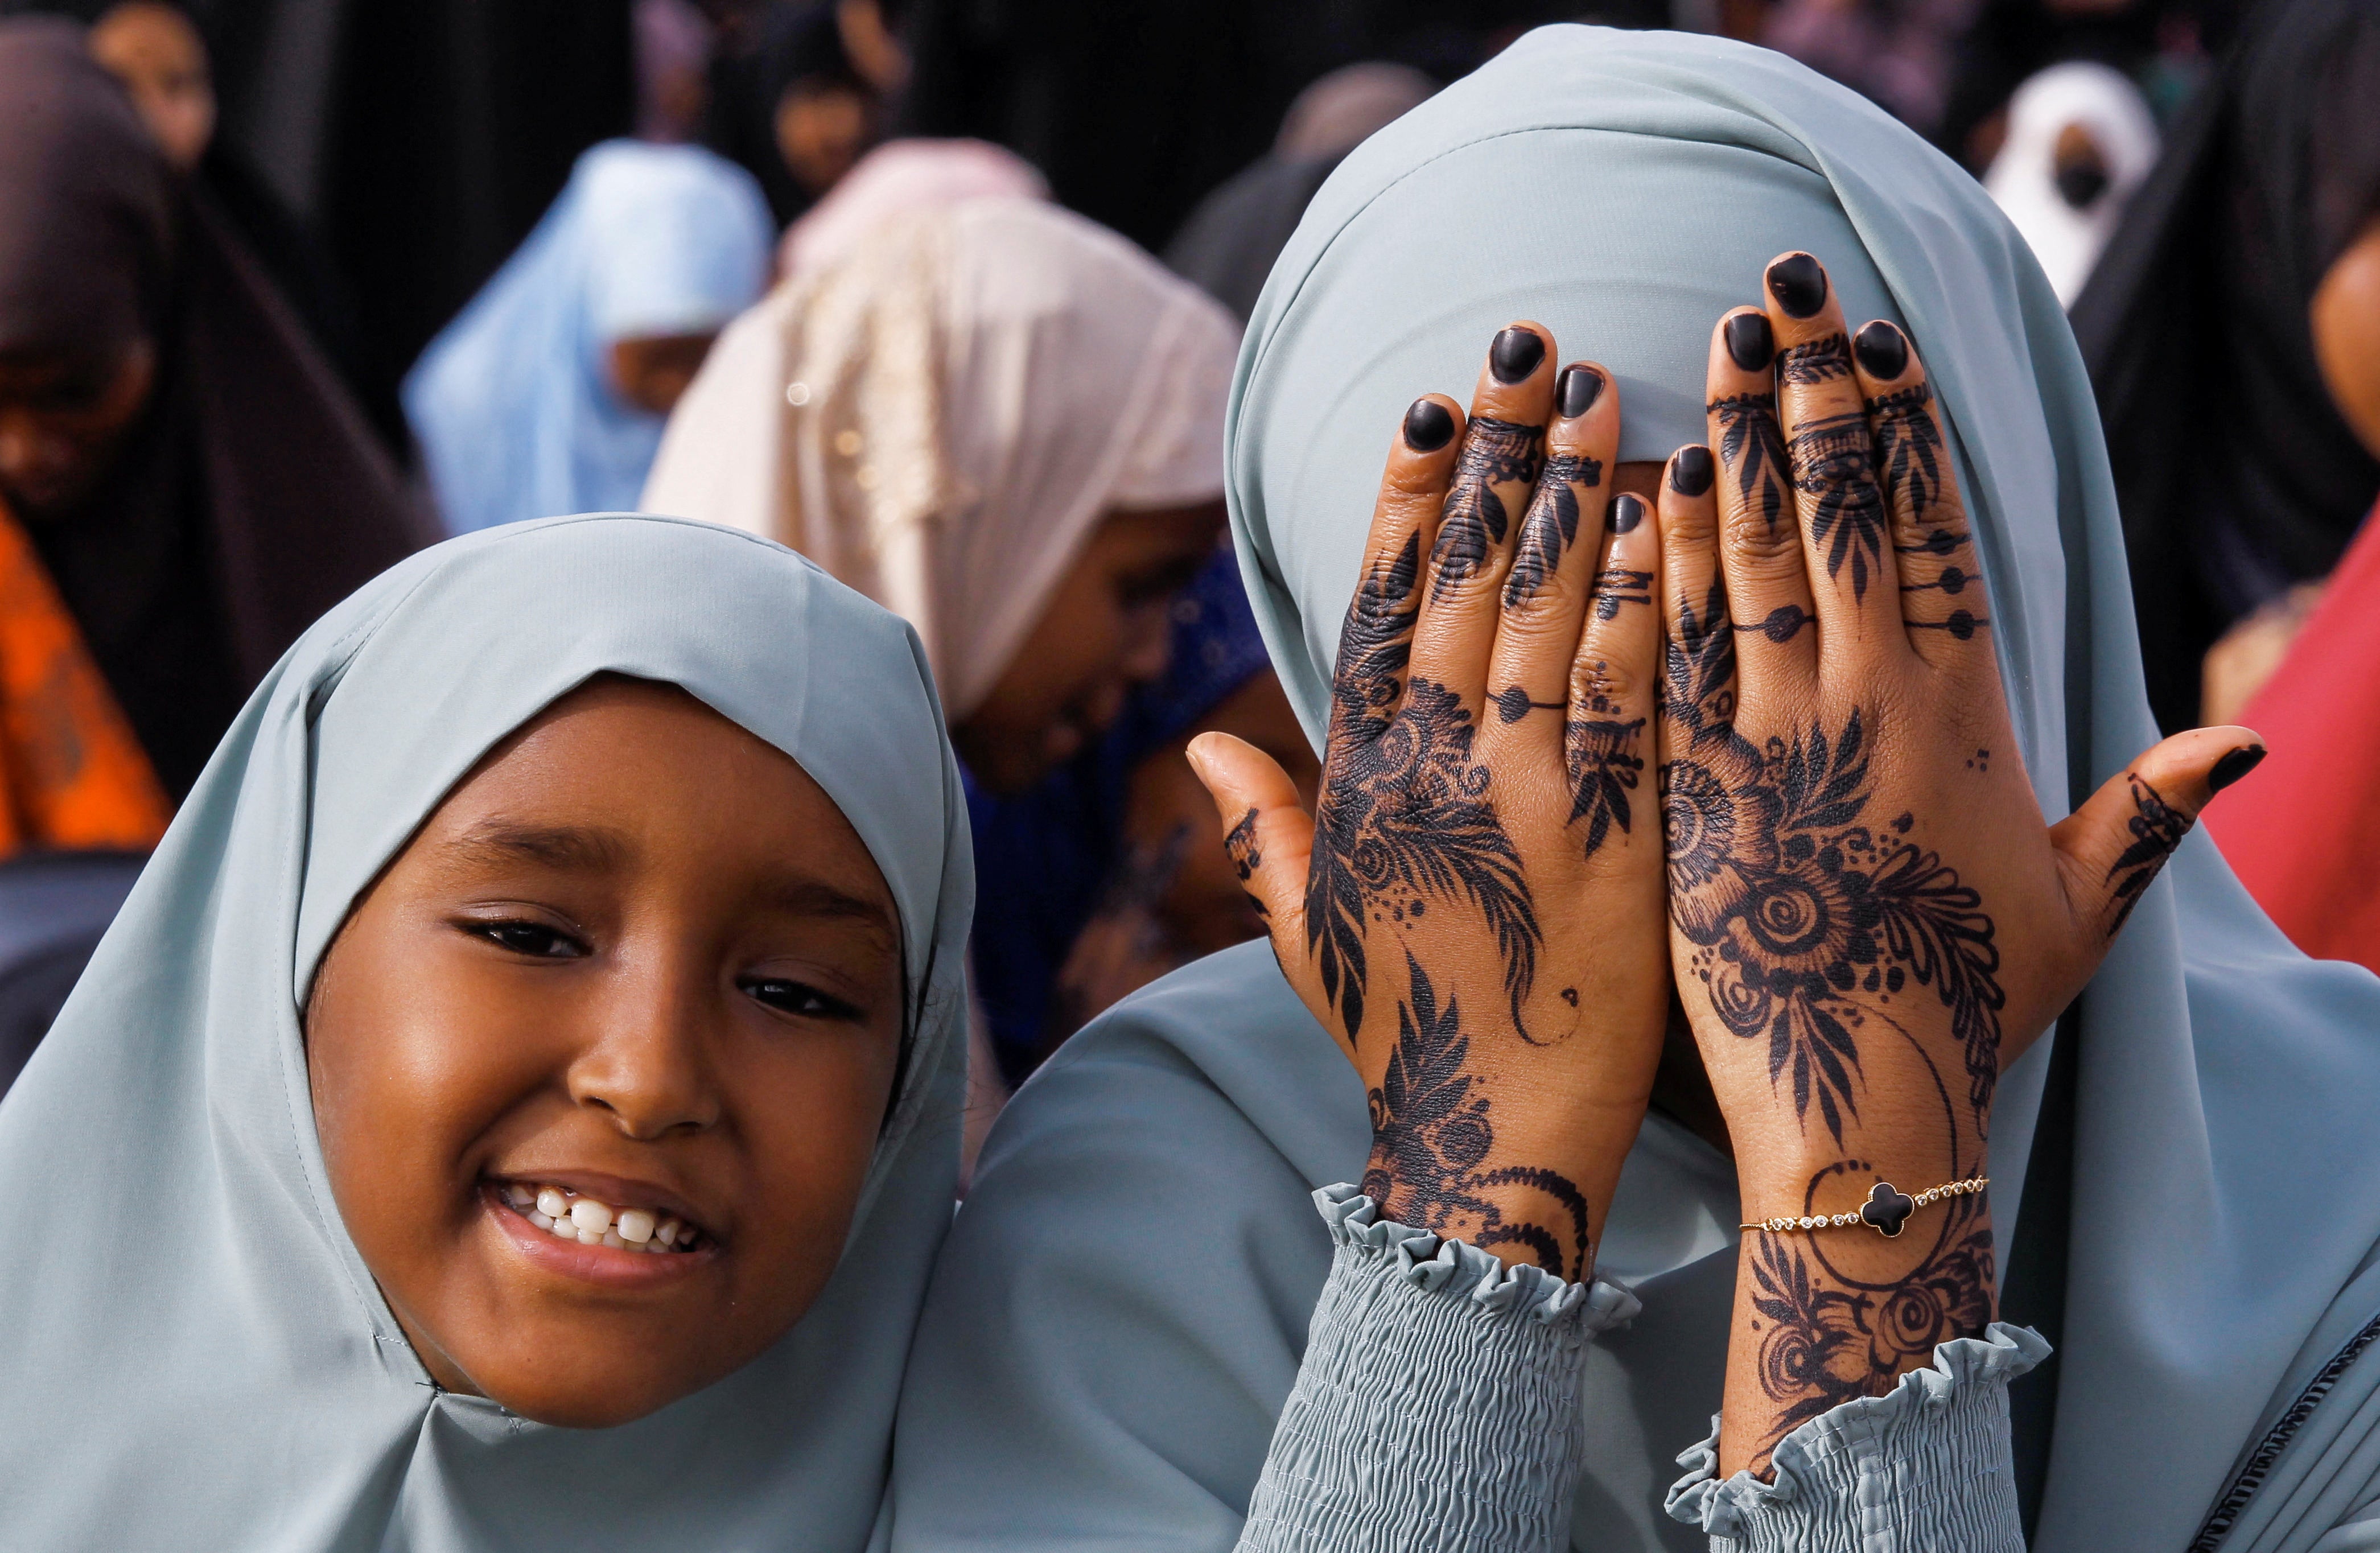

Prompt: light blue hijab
[0,514,971,1550]
[406,143,773,536]
[895,26,2380,1551]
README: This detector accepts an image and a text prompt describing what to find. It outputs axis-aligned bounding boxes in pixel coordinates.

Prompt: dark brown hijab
[0,18,430,797]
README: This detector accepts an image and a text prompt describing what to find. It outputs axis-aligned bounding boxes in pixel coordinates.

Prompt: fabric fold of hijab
[893,25,2380,1553]
[2070,0,2380,732]
[641,197,1240,719]
[406,140,774,538]
[0,514,971,1551]
[0,19,429,801]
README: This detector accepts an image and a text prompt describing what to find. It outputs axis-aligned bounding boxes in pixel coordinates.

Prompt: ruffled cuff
[1664,1323,2049,1553]
[1313,1182,1642,1334]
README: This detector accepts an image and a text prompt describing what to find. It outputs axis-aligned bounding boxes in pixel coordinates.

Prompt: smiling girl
[0,514,971,1546]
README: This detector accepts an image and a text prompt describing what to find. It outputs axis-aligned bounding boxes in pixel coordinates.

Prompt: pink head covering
[779,138,1049,278]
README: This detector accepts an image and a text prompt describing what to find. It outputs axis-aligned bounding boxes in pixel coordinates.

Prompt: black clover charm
[1860,1181,1917,1238]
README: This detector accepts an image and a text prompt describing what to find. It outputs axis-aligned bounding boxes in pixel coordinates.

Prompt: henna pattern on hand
[1868,383,1946,516]
[1505,452,1603,608]
[1777,334,1855,385]
[1661,579,1741,752]
[1787,413,1889,602]
[1225,808,1266,917]
[1567,650,1645,860]
[1591,566,1654,621]
[1364,952,1593,1279]
[1433,417,1543,598]
[1710,392,1789,537]
[1662,708,2004,1142]
[1747,1188,1993,1450]
[2103,773,2190,932]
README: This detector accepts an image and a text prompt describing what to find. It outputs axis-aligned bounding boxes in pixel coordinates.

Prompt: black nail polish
[1611,493,1645,534]
[2207,744,2267,793]
[1556,364,1604,418]
[1670,446,1714,497]
[1724,313,1773,372]
[1853,320,1909,380]
[1766,253,1827,318]
[1402,398,1455,452]
[1490,327,1546,384]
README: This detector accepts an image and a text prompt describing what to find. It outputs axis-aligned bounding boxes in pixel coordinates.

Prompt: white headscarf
[643,197,1240,718]
[0,514,971,1551]
[1984,63,2161,306]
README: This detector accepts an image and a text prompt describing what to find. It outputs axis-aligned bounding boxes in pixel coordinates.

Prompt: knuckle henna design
[1661,707,2005,1143]
[1777,334,1855,386]
[1504,452,1604,608]
[1362,953,1593,1279]
[1872,381,1992,642]
[1432,417,1543,597]
[1710,392,1790,538]
[1590,563,1655,622]
[1786,412,1891,601]
[2102,773,2191,932]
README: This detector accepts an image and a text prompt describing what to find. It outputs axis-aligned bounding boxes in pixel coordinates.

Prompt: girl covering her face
[0,515,970,1549]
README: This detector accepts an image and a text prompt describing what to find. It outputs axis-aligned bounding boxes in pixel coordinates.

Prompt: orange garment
[0,503,171,855]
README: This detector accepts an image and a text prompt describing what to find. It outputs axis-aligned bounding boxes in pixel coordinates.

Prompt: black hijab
[2072,0,2380,733]
[0,19,429,797]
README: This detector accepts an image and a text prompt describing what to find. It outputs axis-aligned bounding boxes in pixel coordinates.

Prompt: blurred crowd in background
[0,0,2374,1117]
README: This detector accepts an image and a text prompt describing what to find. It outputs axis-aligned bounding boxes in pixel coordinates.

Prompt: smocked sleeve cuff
[1233,1183,1641,1553]
[1663,1322,2050,1553]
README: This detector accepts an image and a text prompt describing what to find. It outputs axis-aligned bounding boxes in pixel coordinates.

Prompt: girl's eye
[743,977,864,1021]
[471,920,584,959]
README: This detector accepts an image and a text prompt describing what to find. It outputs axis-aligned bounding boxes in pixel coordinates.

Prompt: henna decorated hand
[1188,323,1669,1284]
[1662,252,2268,1474]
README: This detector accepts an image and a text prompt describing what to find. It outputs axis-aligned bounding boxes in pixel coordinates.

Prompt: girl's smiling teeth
[499,1181,706,1253]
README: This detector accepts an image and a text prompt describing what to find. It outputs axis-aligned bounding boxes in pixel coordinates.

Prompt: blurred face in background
[2312,215,2380,460]
[89,1,215,172]
[607,334,718,417]
[953,501,1226,796]
[0,336,157,520]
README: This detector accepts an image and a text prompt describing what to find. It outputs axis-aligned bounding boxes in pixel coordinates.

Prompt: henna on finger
[1505,449,1604,608]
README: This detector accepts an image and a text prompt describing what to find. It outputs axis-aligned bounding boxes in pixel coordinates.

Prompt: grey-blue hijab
[0,515,971,1550]
[897,25,2380,1552]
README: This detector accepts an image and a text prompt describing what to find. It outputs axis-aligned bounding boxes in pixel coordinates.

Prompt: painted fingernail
[1403,398,1456,452]
[1724,312,1773,372]
[2206,744,2267,793]
[1766,253,1827,318]
[1611,493,1645,534]
[1490,326,1546,384]
[1556,364,1604,418]
[1670,445,1714,497]
[1853,320,1909,380]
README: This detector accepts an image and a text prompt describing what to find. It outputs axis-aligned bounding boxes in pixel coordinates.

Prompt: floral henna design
[1566,670,1645,862]
[1433,417,1543,597]
[1306,530,1543,1043]
[1505,452,1604,607]
[1868,382,1947,516]
[1662,708,2005,1142]
[1661,579,1743,753]
[1747,1189,1994,1449]
[1710,392,1789,537]
[1787,412,1890,601]
[2103,773,2191,932]
[1363,953,1593,1279]
[1224,808,1265,918]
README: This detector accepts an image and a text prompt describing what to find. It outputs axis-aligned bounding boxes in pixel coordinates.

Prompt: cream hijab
[643,197,1240,718]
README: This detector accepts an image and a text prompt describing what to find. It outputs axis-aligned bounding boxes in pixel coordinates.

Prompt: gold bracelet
[1739,1177,1987,1239]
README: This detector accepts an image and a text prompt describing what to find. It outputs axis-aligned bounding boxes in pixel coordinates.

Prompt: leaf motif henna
[1662,708,2006,1141]
[1787,412,1890,600]
[1777,333,1855,385]
[1868,382,1946,516]
[1224,808,1266,918]
[1661,579,1742,752]
[1504,452,1603,608]
[1566,706,1645,860]
[1710,392,1789,536]
[1433,416,1543,597]
[1363,954,1593,1279]
[2103,773,2191,932]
